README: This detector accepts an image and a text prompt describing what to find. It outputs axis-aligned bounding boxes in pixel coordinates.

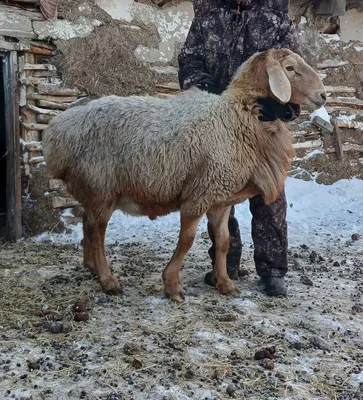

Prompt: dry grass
[53,21,173,98]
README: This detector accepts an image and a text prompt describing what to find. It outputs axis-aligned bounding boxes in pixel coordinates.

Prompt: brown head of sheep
[229,48,326,111]
[42,48,326,302]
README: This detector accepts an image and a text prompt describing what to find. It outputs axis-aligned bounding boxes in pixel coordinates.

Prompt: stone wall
[95,0,193,64]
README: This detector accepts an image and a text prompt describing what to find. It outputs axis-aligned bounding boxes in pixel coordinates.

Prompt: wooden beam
[300,107,363,115]
[324,86,356,94]
[4,51,22,241]
[27,93,77,103]
[37,99,69,110]
[20,77,62,85]
[22,122,48,131]
[327,106,363,114]
[24,141,42,151]
[10,0,39,3]
[23,40,56,51]
[22,53,38,141]
[29,156,45,164]
[337,120,363,130]
[326,144,363,153]
[23,63,57,71]
[37,83,81,96]
[18,54,27,108]
[27,47,54,56]
[317,60,349,69]
[52,196,80,209]
[31,70,60,78]
[326,97,363,109]
[37,114,53,123]
[27,104,60,115]
[291,130,309,137]
[0,29,37,39]
[0,39,29,52]
[0,4,45,21]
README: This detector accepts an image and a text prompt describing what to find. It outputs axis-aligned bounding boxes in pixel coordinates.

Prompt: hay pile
[53,21,173,98]
[58,0,113,22]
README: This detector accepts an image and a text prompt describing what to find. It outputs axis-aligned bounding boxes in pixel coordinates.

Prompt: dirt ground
[0,228,362,400]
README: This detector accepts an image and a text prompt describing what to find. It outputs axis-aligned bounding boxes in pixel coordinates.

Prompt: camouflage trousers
[207,190,288,278]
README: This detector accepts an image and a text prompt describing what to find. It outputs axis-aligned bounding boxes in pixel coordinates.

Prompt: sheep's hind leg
[83,212,96,274]
[83,209,122,295]
[162,213,202,302]
[207,207,238,297]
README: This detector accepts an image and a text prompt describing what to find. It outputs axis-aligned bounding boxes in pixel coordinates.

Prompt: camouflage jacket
[178,0,301,119]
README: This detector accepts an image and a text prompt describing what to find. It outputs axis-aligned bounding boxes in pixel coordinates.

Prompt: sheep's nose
[321,93,327,101]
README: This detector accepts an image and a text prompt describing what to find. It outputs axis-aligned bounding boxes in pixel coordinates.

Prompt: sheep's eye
[286,66,294,72]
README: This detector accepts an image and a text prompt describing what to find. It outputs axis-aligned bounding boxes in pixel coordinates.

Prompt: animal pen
[0,1,363,400]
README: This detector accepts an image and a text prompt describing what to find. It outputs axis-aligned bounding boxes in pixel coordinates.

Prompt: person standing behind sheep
[178,0,301,296]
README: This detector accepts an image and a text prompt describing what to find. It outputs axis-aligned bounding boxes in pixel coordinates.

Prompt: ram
[43,48,326,302]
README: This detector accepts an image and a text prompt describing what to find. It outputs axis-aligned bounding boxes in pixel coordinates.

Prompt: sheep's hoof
[164,283,185,303]
[217,279,239,297]
[100,276,123,295]
[169,294,185,303]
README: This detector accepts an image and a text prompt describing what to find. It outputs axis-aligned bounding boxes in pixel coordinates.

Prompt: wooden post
[3,51,22,241]
[332,118,345,161]
[21,52,39,142]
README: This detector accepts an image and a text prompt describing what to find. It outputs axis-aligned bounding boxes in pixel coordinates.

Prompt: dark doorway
[1,50,21,241]
[0,56,6,233]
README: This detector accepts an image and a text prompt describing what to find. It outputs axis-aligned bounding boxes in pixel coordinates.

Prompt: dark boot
[204,206,242,287]
[262,277,287,296]
[249,190,289,296]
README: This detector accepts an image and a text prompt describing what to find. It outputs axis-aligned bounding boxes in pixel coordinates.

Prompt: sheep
[42,48,326,302]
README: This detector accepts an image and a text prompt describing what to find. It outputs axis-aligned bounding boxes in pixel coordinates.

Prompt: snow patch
[36,177,363,252]
[61,209,75,218]
[350,371,363,389]
[232,298,258,311]
[310,106,331,123]
[337,114,357,122]
[321,34,341,43]
[305,149,325,159]
[149,385,214,400]
[195,331,226,341]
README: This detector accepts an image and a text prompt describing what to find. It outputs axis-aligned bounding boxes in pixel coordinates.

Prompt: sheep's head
[265,49,326,110]
[229,48,326,111]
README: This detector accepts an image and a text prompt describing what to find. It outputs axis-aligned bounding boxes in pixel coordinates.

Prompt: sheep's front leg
[207,207,238,297]
[162,214,202,302]
[83,210,122,295]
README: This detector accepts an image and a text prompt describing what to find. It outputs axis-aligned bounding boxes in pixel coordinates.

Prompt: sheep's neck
[222,79,295,205]
[225,81,270,115]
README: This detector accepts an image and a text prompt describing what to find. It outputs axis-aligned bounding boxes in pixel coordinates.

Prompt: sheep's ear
[266,62,291,104]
